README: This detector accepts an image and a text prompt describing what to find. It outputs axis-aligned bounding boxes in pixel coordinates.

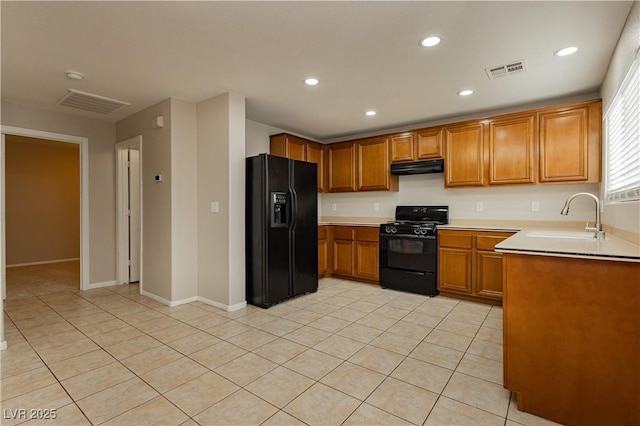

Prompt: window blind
[605,52,640,203]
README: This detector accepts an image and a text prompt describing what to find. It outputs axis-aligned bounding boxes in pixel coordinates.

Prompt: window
[604,52,640,203]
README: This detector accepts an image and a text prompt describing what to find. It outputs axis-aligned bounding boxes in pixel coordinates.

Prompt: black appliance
[379,205,449,296]
[246,154,318,308]
[390,158,445,175]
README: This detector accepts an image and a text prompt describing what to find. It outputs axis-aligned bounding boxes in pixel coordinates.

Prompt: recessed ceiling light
[304,78,319,86]
[554,46,578,57]
[457,89,474,96]
[66,70,84,81]
[365,110,377,116]
[420,36,442,47]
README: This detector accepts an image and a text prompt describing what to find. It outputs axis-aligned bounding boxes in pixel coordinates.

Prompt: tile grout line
[4,279,511,426]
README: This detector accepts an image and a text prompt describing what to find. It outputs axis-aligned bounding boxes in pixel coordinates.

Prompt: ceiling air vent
[57,89,130,114]
[485,60,527,80]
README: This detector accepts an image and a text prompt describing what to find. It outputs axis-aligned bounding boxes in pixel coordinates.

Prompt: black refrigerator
[246,154,318,308]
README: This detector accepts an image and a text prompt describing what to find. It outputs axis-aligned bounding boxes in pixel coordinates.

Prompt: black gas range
[379,206,449,296]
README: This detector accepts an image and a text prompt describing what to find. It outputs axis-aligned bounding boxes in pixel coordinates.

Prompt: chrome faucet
[560,192,605,239]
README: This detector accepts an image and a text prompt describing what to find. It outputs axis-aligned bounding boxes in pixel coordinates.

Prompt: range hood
[390,158,445,175]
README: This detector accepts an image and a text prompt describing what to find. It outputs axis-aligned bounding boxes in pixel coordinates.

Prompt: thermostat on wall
[154,174,163,182]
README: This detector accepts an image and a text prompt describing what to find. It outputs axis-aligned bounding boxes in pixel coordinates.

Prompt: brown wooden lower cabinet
[437,229,515,304]
[319,225,379,284]
[503,253,640,426]
[318,225,329,278]
[354,227,379,282]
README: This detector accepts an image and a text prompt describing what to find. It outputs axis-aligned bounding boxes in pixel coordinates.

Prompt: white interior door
[128,148,141,283]
[116,136,142,287]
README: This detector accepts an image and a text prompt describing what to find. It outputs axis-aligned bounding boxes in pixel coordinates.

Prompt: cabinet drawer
[476,233,514,250]
[318,225,327,240]
[355,227,379,242]
[439,232,473,249]
[333,226,354,241]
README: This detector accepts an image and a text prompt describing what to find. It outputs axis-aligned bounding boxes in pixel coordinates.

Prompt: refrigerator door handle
[289,188,298,230]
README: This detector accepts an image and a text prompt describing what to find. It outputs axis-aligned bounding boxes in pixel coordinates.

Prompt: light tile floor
[1,278,561,426]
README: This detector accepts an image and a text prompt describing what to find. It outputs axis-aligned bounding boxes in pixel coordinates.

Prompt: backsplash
[319,173,601,224]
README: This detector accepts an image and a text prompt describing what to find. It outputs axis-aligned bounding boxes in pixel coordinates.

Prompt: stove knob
[414,228,420,235]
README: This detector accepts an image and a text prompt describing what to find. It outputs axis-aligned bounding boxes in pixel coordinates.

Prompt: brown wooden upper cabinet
[444,122,485,187]
[270,133,326,192]
[443,99,601,188]
[355,136,398,191]
[538,100,601,183]
[390,132,415,163]
[416,128,444,160]
[270,133,307,161]
[274,99,601,191]
[328,137,398,192]
[487,113,536,185]
[327,142,357,192]
[390,129,443,163]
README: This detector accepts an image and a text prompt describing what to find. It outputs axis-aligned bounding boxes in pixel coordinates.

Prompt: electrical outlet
[331,203,337,211]
[531,201,540,212]
[210,201,219,213]
[373,203,379,211]
[475,202,483,212]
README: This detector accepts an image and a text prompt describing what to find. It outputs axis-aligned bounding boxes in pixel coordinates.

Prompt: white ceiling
[1,1,633,141]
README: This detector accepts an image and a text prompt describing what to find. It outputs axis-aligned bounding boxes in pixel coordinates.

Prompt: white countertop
[495,229,640,263]
[318,217,640,262]
[437,224,521,232]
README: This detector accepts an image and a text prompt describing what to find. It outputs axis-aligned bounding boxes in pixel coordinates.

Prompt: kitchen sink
[526,230,603,240]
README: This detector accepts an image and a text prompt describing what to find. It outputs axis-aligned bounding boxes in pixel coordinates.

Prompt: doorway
[116,136,142,288]
[4,136,80,299]
[1,126,89,301]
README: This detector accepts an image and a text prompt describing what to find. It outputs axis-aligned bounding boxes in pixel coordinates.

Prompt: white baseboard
[7,257,81,268]
[138,289,247,312]
[197,296,247,312]
[85,280,117,290]
[1,341,7,351]
[169,296,199,307]
[140,289,172,306]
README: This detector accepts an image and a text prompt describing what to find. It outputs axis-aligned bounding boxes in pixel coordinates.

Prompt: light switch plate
[475,202,483,212]
[332,203,337,211]
[210,202,219,213]
[531,201,540,212]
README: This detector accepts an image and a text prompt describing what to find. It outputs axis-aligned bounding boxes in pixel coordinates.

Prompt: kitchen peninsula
[496,232,640,426]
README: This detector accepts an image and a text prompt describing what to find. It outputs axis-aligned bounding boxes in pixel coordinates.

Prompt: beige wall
[116,99,173,301]
[1,100,116,284]
[197,95,231,304]
[116,95,244,307]
[5,136,80,265]
[320,180,601,225]
[228,93,246,306]
[170,99,198,301]
[600,1,640,241]
[197,93,246,308]
[246,119,283,157]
